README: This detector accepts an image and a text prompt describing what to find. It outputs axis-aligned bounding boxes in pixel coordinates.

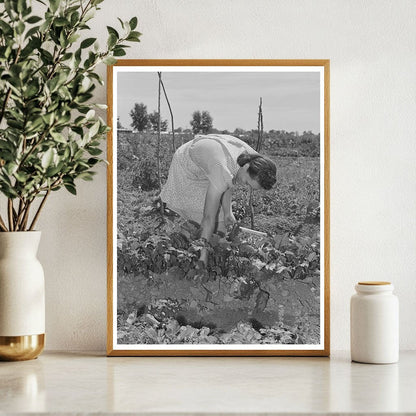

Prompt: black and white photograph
[108,61,329,355]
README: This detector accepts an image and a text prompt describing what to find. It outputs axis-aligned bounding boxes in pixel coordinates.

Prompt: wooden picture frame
[107,60,330,356]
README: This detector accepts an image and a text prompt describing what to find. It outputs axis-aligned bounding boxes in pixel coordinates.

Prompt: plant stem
[0,88,12,126]
[20,200,33,231]
[18,120,58,169]
[14,199,23,229]
[14,199,27,231]
[7,199,14,231]
[29,189,50,231]
[0,214,8,232]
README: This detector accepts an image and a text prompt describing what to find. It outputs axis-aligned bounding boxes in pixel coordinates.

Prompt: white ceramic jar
[350,281,399,364]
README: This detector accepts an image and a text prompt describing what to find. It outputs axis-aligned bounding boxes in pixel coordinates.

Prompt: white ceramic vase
[0,231,45,360]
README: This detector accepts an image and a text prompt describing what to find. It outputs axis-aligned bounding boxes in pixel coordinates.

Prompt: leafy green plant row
[118,223,320,286]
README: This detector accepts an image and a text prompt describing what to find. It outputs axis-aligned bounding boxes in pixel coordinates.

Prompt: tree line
[123,102,319,143]
[127,102,213,134]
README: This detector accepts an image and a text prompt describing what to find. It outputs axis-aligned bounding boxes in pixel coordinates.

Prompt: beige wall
[35,0,416,351]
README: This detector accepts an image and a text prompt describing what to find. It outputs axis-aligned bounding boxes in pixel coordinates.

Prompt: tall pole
[156,72,162,193]
[249,97,263,229]
[158,73,176,154]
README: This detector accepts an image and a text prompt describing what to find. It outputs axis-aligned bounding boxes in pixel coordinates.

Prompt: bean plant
[0,0,140,231]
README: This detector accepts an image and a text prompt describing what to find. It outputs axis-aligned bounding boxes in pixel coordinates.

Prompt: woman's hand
[199,247,209,266]
[224,212,237,230]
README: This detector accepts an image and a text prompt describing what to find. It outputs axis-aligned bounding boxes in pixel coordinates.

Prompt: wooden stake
[158,73,176,154]
[249,97,264,229]
[156,72,164,215]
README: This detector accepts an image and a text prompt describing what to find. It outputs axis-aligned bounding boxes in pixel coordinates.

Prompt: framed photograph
[107,60,330,356]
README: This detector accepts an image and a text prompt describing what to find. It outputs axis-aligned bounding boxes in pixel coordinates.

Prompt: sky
[117,71,321,133]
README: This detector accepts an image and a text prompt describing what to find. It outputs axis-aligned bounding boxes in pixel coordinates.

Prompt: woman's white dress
[160,134,257,224]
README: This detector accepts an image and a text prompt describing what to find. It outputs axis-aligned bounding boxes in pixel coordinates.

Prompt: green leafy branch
[0,0,141,231]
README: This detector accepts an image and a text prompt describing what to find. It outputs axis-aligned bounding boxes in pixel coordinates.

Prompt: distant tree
[201,111,213,133]
[117,117,124,129]
[233,128,245,136]
[190,111,202,134]
[174,127,183,133]
[190,110,213,134]
[148,111,168,132]
[130,103,148,131]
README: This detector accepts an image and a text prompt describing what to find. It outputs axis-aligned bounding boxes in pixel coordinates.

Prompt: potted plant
[0,0,140,360]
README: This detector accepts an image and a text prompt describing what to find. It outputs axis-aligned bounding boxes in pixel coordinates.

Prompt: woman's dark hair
[237,152,277,190]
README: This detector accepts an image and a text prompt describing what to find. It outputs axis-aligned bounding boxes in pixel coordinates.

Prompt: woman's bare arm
[221,188,233,217]
[200,183,224,241]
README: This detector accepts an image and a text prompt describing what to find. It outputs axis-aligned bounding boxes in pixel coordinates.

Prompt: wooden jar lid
[358,281,391,285]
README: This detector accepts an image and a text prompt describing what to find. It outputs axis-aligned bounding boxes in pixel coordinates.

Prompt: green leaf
[54,17,69,27]
[50,131,67,143]
[76,93,93,103]
[117,17,125,29]
[83,9,95,22]
[0,20,13,35]
[88,120,100,138]
[85,109,95,120]
[16,21,25,35]
[129,16,138,30]
[17,0,27,14]
[107,33,117,49]
[40,48,53,64]
[106,26,119,39]
[4,1,16,19]
[49,0,60,13]
[49,76,60,92]
[87,158,100,166]
[26,15,42,24]
[73,149,84,160]
[25,117,44,133]
[5,162,18,176]
[59,30,67,47]
[127,31,141,42]
[42,113,54,125]
[77,171,95,181]
[64,183,77,195]
[25,25,40,39]
[45,164,63,177]
[24,83,39,98]
[0,183,18,198]
[87,147,102,156]
[22,5,32,17]
[68,33,80,44]
[14,171,28,183]
[41,148,54,169]
[63,147,71,160]
[103,56,117,65]
[7,119,24,129]
[113,47,126,57]
[80,37,96,49]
